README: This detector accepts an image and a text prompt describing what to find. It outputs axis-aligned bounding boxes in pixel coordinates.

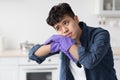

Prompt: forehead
[54,15,72,27]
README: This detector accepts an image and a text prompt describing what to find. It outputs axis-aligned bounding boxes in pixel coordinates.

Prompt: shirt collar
[79,22,89,47]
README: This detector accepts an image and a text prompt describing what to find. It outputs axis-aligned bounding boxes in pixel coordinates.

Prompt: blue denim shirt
[29,22,118,80]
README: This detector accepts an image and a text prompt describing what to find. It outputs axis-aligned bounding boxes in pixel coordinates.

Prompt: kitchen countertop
[112,48,120,56]
[0,48,120,57]
[0,50,28,57]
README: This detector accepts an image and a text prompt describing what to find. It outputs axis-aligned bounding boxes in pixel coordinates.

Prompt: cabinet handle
[28,59,31,62]
[48,59,51,62]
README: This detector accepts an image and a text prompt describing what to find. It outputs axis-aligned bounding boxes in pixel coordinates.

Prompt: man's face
[54,15,82,40]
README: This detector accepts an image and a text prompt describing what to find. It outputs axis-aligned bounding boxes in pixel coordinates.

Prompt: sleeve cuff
[29,44,45,64]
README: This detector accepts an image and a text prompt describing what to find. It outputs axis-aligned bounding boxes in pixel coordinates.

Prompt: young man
[29,3,118,80]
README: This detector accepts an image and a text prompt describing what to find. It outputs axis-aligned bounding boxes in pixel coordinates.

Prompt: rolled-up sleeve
[29,44,46,64]
[77,30,110,69]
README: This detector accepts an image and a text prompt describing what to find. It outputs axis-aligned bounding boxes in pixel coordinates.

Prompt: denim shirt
[29,22,118,80]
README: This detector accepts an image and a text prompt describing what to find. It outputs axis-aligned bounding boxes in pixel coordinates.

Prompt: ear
[74,16,79,23]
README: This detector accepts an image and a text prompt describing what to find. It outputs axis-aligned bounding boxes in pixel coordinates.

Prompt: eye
[63,20,69,26]
[55,26,61,31]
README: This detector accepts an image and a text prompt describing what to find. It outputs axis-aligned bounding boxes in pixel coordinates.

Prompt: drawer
[18,55,59,66]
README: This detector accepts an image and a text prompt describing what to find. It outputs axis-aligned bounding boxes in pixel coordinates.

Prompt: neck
[75,28,82,45]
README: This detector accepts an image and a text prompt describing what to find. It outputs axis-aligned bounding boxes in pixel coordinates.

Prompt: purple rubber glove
[49,42,60,53]
[44,37,60,53]
[44,35,76,62]
[63,50,77,62]
[45,35,76,52]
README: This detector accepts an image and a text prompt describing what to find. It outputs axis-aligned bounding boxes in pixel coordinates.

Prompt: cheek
[71,25,78,33]
[57,32,62,35]
[56,31,64,36]
[72,26,80,38]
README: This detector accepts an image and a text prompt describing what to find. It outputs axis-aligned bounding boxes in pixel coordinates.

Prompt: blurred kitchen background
[0,0,120,80]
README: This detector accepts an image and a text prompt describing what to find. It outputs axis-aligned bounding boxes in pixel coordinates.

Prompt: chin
[71,36,76,40]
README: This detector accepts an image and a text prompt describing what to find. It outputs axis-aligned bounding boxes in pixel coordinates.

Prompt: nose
[63,26,69,33]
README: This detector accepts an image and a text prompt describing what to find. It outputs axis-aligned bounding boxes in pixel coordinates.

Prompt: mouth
[66,32,72,37]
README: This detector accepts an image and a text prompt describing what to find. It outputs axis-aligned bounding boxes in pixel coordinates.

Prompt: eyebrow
[53,18,69,29]
[54,25,58,29]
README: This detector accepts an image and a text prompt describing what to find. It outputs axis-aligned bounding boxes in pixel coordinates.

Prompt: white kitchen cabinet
[0,57,19,80]
[114,56,120,80]
[95,0,120,17]
[18,55,59,80]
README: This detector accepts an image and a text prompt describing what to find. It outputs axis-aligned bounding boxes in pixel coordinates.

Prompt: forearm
[35,44,50,57]
[69,44,79,60]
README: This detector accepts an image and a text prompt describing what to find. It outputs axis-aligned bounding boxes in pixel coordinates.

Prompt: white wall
[0,0,119,50]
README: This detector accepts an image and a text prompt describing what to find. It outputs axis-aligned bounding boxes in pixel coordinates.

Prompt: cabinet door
[103,0,120,11]
[0,66,18,80]
[114,0,120,10]
[95,0,120,17]
[0,57,18,80]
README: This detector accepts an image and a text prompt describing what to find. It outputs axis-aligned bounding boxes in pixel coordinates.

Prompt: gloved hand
[44,35,76,52]
[44,37,60,53]
[49,42,60,53]
[44,35,76,62]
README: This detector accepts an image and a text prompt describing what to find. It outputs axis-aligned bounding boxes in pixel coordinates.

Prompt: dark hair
[46,3,75,27]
